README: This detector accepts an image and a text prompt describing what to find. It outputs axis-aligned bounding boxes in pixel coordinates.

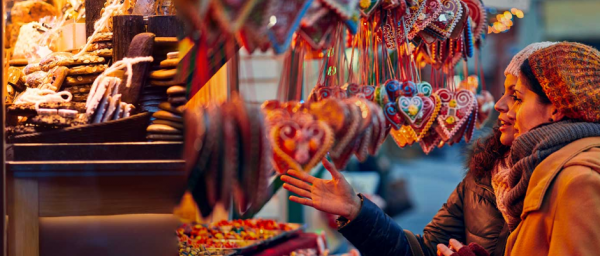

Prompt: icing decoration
[400,80,418,96]
[384,79,402,102]
[267,0,313,54]
[463,17,474,58]
[449,1,469,39]
[271,119,334,174]
[462,0,486,45]
[419,124,442,154]
[411,92,441,139]
[400,0,427,41]
[398,96,424,124]
[347,83,376,101]
[436,88,475,140]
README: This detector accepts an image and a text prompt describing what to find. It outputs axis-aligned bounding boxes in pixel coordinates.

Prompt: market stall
[1,0,502,255]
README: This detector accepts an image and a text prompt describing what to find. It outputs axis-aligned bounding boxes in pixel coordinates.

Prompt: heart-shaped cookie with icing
[464,100,478,143]
[436,88,475,140]
[397,80,422,125]
[346,83,376,101]
[409,0,442,39]
[384,102,405,130]
[271,119,334,174]
[425,0,463,40]
[419,123,443,154]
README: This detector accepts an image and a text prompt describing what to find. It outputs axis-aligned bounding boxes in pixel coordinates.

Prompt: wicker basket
[7,112,152,143]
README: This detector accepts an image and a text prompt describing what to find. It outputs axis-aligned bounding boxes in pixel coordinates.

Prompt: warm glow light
[516,11,524,19]
[507,20,513,27]
[497,23,507,31]
[493,22,501,31]
[496,14,504,21]
[488,26,493,34]
[504,11,513,19]
[511,8,519,14]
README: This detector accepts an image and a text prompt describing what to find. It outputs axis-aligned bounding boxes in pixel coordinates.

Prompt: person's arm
[547,166,600,256]
[419,180,467,255]
[337,194,411,256]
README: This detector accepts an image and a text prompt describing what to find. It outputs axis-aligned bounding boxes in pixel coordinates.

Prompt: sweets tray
[181,223,305,255]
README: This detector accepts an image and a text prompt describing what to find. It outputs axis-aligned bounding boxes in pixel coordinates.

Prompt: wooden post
[85,0,105,38]
[112,15,146,62]
[1,0,6,255]
[147,15,185,37]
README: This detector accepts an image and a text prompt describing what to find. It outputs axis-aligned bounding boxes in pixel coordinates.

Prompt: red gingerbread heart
[436,88,475,140]
[464,100,478,143]
[411,92,441,139]
[271,119,334,174]
[462,0,486,45]
[409,0,442,39]
[419,123,443,154]
[425,0,463,40]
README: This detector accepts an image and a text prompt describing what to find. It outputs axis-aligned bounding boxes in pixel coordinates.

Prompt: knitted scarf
[504,120,600,231]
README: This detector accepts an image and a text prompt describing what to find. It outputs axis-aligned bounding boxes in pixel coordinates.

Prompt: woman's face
[494,74,517,146]
[507,76,558,138]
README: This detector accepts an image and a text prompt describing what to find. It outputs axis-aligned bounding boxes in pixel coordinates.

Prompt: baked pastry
[11,1,59,24]
[8,67,27,92]
[67,64,108,76]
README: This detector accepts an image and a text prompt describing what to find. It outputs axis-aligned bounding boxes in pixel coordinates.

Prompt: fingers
[449,239,464,252]
[322,157,342,180]
[287,169,317,184]
[437,244,457,256]
[281,175,313,191]
[289,195,313,207]
[283,183,312,198]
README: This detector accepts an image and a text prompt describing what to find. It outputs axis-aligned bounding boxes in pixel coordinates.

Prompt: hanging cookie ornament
[397,0,426,42]
[267,0,313,54]
[320,0,360,20]
[212,0,260,34]
[359,0,381,18]
[435,88,475,141]
[271,117,334,174]
[408,0,442,39]
[419,124,442,154]
[423,0,462,40]
[410,82,441,139]
[449,1,468,39]
[299,12,339,50]
[346,83,376,101]
[464,99,478,143]
[383,102,404,130]
[390,125,418,147]
[365,100,386,155]
[462,0,486,47]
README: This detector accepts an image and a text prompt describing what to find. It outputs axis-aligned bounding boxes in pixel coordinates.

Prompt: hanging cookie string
[75,0,124,57]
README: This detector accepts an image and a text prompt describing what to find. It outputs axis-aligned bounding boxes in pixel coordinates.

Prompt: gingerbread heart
[315,84,346,101]
[464,100,478,143]
[384,102,405,130]
[425,0,463,40]
[408,0,442,39]
[354,125,372,162]
[398,0,427,42]
[416,81,433,96]
[271,119,334,174]
[385,79,402,102]
[436,88,475,140]
[462,0,486,45]
[330,101,361,158]
[347,83,376,101]
[267,0,313,54]
[375,84,390,108]
[398,96,424,124]
[449,1,469,39]
[400,80,418,96]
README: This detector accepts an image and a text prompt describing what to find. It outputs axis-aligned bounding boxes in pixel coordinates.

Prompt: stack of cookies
[86,32,113,59]
[147,102,184,141]
[140,52,181,113]
[5,102,90,137]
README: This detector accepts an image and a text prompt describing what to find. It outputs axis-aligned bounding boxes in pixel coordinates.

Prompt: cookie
[168,96,187,106]
[167,52,179,59]
[146,134,183,141]
[149,69,177,80]
[28,66,69,91]
[147,124,182,134]
[49,66,69,91]
[9,59,28,66]
[86,42,113,51]
[39,52,74,71]
[5,125,37,136]
[7,102,86,116]
[68,64,108,76]
[88,32,113,43]
[155,58,180,69]
[149,79,181,87]
[71,94,89,102]
[23,63,41,75]
[166,85,186,96]
[90,48,113,58]
[59,54,106,68]
[65,74,99,86]
[152,110,183,122]
[63,84,92,94]
[153,119,184,129]
[158,102,184,114]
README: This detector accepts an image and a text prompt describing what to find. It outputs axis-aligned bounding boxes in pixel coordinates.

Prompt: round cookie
[166,85,186,96]
[152,110,183,122]
[168,96,187,106]
[65,74,99,86]
[152,119,184,129]
[158,102,184,114]
[90,48,113,58]
[86,42,113,51]
[149,69,177,80]
[155,58,180,69]
[88,32,113,43]
[147,124,182,134]
[149,80,181,87]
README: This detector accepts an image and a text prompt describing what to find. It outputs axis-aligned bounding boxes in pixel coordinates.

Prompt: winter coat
[339,172,509,256]
[505,137,600,256]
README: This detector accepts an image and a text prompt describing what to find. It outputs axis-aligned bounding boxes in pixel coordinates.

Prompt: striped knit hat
[504,42,557,76]
[527,42,600,122]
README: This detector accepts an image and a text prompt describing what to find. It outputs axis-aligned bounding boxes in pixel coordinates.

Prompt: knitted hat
[527,42,600,122]
[504,42,557,76]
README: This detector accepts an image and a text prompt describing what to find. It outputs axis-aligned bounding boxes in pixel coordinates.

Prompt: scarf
[503,120,600,230]
[491,160,514,227]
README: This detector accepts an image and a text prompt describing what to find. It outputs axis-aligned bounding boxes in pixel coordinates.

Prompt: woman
[440,42,600,255]
[281,42,558,256]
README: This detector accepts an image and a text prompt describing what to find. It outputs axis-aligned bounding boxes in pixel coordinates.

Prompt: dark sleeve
[418,179,467,256]
[338,195,411,256]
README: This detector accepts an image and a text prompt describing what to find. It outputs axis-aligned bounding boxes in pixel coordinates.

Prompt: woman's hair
[466,120,511,179]
[520,60,552,104]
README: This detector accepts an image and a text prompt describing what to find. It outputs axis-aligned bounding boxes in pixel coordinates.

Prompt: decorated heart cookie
[464,99,478,143]
[329,101,360,158]
[347,83,376,101]
[299,12,338,50]
[462,0,486,45]
[271,119,334,174]
[411,92,441,139]
[436,88,475,140]
[384,79,402,102]
[408,0,442,39]
[419,124,443,154]
[313,84,347,101]
[425,0,463,40]
[398,96,424,124]
[398,0,427,42]
[267,0,313,54]
[366,100,386,155]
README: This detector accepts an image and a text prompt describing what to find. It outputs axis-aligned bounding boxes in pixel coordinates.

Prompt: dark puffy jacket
[338,174,509,256]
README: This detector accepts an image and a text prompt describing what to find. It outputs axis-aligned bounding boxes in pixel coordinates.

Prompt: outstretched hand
[281,158,362,220]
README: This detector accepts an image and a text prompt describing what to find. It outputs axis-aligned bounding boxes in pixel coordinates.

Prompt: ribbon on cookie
[14,88,74,116]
